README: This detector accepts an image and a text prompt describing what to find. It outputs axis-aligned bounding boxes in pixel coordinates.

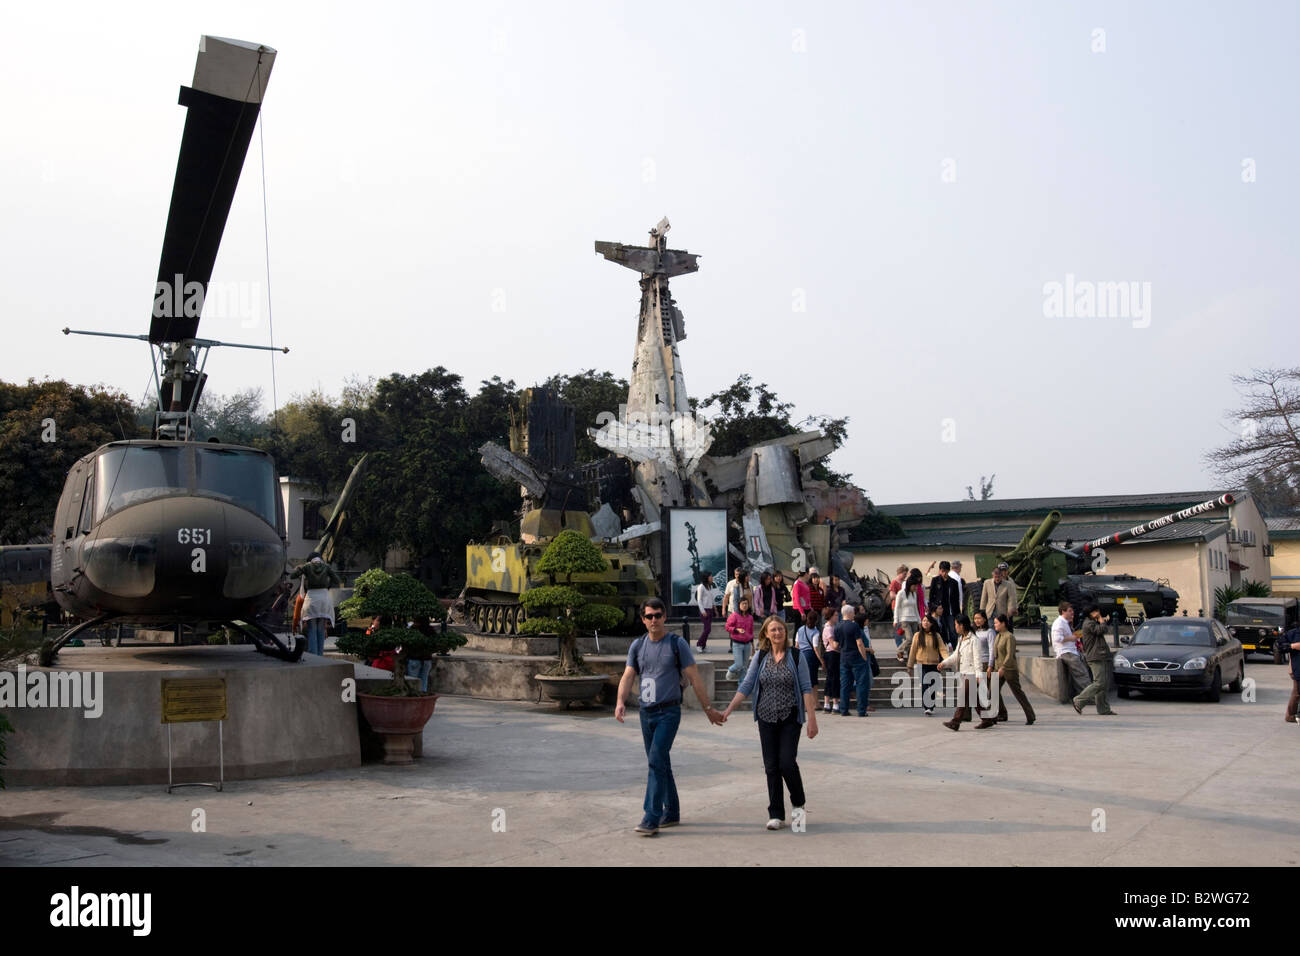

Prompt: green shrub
[575,603,623,632]
[536,530,608,578]
[1214,585,1244,621]
[520,585,586,617]
[332,570,451,694]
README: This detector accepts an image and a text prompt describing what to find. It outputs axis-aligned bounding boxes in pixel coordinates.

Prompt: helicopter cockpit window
[95,446,187,520]
[194,448,278,528]
[78,474,94,534]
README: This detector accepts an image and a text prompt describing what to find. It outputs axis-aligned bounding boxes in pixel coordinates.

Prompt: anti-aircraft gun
[973,495,1235,624]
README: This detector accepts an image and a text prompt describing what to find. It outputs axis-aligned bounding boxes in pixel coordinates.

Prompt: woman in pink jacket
[725,597,756,679]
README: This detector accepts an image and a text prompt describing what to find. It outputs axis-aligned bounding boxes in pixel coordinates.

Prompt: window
[95,445,186,520]
[301,500,325,540]
[194,447,278,527]
[78,475,94,534]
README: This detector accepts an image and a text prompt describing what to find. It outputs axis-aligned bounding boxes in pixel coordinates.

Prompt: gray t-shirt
[627,633,695,706]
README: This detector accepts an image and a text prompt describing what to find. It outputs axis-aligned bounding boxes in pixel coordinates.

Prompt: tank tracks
[465,598,525,635]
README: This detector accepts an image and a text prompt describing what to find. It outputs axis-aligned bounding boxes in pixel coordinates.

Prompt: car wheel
[1228,661,1243,694]
[1118,686,1131,699]
[1205,667,1221,702]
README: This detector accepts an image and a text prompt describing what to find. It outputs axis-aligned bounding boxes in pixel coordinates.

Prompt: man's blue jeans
[840,653,873,716]
[639,704,682,821]
[303,617,328,656]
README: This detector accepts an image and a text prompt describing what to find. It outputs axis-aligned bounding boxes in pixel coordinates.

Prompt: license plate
[1140,674,1171,683]
[1241,644,1256,651]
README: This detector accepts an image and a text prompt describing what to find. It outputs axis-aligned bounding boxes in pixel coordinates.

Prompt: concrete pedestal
[3,645,361,786]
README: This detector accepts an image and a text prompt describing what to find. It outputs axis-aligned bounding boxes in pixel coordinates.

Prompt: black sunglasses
[642,612,664,620]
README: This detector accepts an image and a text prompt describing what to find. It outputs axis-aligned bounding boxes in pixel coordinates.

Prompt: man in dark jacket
[1283,624,1300,723]
[1072,605,1116,715]
[928,562,961,646]
[834,605,874,717]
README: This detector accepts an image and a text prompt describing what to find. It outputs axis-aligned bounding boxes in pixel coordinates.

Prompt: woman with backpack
[795,610,824,693]
[721,614,819,830]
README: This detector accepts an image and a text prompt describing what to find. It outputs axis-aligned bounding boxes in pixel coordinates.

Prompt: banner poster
[664,507,728,608]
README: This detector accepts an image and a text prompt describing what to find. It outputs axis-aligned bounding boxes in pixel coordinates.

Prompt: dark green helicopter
[39,36,302,665]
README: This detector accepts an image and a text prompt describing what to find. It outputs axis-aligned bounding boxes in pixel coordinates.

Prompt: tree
[965,475,996,501]
[518,529,620,675]
[1205,368,1300,511]
[341,369,520,590]
[692,374,851,484]
[335,568,462,695]
[195,387,271,445]
[1243,473,1300,517]
[0,379,144,543]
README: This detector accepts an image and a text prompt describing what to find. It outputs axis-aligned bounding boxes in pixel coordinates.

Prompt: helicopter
[37,36,303,666]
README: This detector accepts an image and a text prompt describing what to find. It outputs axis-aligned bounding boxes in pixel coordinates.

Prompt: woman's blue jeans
[728,641,752,679]
[303,618,328,656]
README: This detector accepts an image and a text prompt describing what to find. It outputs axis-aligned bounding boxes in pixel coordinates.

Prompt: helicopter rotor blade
[150,36,276,345]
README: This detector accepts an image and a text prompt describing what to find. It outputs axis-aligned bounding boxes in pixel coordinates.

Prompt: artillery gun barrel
[1014,510,1061,554]
[1077,494,1235,555]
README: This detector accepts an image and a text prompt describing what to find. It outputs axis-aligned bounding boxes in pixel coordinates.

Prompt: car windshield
[1132,622,1214,647]
[194,448,278,527]
[1224,603,1284,624]
[95,445,187,519]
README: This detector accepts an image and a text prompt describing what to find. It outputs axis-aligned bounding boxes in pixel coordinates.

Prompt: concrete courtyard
[1,660,1296,866]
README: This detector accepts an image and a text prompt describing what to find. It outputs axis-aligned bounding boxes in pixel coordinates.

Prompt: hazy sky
[2,0,1296,505]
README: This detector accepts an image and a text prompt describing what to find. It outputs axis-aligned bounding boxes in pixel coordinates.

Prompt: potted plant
[336,569,466,763]
[519,530,624,708]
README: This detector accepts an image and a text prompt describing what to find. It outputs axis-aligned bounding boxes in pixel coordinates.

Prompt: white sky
[2,0,1296,505]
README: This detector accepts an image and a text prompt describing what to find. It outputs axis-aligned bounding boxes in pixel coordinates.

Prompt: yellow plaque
[161,678,227,723]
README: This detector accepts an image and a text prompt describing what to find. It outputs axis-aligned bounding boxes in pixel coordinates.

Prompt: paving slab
[1,659,1296,866]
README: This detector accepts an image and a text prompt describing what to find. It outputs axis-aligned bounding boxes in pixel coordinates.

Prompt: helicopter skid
[39,615,304,665]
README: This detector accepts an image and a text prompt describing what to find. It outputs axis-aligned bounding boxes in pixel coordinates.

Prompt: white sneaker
[765,818,783,830]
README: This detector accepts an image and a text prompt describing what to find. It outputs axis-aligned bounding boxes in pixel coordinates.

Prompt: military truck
[973,495,1234,624]
[1223,596,1297,664]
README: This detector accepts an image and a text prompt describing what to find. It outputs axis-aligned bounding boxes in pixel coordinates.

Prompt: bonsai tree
[518,529,623,676]
[336,569,465,695]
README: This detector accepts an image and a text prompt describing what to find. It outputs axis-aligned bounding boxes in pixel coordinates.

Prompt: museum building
[847,490,1270,619]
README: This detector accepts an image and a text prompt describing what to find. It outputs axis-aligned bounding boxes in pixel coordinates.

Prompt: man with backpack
[614,597,725,836]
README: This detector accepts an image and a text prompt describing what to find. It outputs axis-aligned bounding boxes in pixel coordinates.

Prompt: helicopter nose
[222,507,285,600]
[154,498,232,600]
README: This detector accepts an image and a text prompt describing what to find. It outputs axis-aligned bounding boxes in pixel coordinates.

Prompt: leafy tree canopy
[692,374,851,484]
[0,378,144,543]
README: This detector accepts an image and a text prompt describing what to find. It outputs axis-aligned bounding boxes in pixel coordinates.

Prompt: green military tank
[973,495,1234,624]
